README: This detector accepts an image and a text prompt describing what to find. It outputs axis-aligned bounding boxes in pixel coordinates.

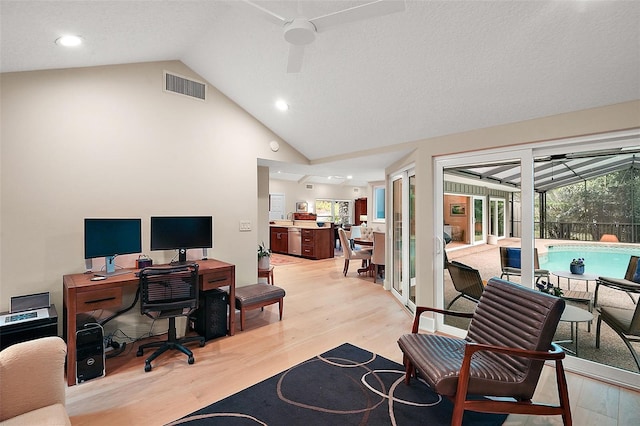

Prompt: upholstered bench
[233,283,285,331]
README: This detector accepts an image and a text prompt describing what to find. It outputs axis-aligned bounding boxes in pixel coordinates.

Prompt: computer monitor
[150,216,213,263]
[84,218,142,276]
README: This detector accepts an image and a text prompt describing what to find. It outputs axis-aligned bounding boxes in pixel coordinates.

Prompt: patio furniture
[499,247,550,284]
[596,300,640,371]
[397,277,571,426]
[556,305,594,357]
[594,255,640,307]
[446,261,485,309]
[553,270,599,292]
[561,290,593,332]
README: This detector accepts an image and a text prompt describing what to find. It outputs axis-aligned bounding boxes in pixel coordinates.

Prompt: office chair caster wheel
[188,356,195,365]
[199,341,205,347]
[144,362,152,372]
[136,348,143,357]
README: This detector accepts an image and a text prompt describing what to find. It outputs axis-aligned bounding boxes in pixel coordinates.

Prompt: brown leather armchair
[398,278,571,425]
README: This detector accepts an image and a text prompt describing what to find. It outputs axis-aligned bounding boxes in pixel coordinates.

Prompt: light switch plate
[239,220,251,231]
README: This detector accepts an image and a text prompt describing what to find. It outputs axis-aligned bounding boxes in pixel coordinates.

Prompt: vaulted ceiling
[2,1,639,187]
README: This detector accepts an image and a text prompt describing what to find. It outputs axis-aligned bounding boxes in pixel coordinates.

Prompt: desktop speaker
[192,289,228,341]
[76,323,105,384]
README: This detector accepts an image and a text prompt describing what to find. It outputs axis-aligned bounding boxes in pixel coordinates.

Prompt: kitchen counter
[270,220,332,229]
[270,223,334,260]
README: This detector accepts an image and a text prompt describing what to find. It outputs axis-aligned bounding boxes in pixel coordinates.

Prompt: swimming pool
[539,244,639,278]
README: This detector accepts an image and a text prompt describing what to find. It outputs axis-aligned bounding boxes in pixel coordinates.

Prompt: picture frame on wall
[296,201,308,213]
[450,203,466,216]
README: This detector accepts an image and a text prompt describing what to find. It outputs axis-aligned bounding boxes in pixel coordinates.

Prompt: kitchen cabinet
[270,227,288,254]
[301,227,334,260]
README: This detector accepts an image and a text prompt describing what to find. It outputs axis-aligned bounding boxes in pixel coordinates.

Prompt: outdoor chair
[596,299,640,371]
[594,255,640,371]
[594,255,640,307]
[499,247,550,284]
[337,228,371,276]
[398,278,571,426]
[446,261,485,309]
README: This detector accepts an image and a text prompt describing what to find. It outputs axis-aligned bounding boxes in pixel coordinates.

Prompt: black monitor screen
[150,216,213,251]
[84,218,142,259]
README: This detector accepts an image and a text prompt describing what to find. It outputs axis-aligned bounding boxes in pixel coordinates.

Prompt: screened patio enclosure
[444,145,640,244]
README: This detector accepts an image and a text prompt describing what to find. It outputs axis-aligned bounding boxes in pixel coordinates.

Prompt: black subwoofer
[76,323,105,384]
[192,289,228,340]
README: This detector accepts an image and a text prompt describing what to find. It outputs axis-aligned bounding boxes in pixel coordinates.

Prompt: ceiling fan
[243,0,406,73]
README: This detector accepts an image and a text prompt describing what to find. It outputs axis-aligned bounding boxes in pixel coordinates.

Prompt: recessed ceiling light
[55,35,83,47]
[275,99,289,111]
[347,175,353,179]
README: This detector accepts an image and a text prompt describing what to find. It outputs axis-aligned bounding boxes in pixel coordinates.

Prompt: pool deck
[446,237,638,288]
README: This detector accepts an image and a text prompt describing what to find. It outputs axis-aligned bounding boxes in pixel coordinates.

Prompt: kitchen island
[270,221,334,260]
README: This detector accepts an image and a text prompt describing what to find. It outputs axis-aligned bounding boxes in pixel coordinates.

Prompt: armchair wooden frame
[398,279,572,426]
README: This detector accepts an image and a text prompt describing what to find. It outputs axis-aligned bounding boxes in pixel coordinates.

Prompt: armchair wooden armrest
[412,306,474,333]
[456,342,569,419]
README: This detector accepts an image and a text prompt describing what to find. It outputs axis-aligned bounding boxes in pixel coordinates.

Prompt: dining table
[353,238,374,275]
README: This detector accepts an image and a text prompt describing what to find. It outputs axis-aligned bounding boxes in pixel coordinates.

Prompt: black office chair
[136,264,205,372]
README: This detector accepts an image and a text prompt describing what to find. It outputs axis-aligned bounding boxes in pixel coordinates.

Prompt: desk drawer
[76,288,122,312]
[201,270,232,291]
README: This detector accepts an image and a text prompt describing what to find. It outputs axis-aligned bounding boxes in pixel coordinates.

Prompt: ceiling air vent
[305,184,314,190]
[354,188,359,193]
[164,71,206,101]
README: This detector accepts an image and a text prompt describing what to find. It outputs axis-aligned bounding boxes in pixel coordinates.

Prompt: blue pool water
[539,244,639,278]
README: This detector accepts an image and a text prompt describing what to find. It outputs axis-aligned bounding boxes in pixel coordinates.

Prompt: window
[373,185,386,222]
[315,199,352,224]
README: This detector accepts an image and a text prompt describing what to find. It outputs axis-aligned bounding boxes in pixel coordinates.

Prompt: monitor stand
[94,256,132,277]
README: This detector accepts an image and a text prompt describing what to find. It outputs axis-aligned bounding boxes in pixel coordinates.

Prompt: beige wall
[268,179,367,220]
[0,61,308,324]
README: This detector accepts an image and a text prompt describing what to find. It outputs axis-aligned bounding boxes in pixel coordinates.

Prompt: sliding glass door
[435,130,640,389]
[391,167,416,309]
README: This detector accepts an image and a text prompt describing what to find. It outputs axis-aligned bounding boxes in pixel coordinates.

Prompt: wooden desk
[63,259,235,386]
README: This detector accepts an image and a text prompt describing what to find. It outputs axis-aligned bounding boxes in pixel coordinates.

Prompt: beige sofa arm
[0,336,67,422]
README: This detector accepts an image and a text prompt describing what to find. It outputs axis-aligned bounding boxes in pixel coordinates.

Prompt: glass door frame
[434,130,640,389]
[390,165,416,311]
[435,148,534,339]
[472,196,486,245]
[489,197,507,240]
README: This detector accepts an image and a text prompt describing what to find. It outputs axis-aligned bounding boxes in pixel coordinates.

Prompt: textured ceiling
[2,0,639,186]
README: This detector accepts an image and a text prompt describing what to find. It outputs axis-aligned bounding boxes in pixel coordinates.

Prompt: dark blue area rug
[168,343,506,425]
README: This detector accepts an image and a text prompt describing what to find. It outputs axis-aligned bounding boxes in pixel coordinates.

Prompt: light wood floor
[66,255,640,425]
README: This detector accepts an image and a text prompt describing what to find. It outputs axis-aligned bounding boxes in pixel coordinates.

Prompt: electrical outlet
[239,220,251,231]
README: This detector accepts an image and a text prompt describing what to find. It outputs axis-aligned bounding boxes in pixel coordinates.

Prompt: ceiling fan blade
[287,45,305,73]
[310,0,406,32]
[242,0,288,26]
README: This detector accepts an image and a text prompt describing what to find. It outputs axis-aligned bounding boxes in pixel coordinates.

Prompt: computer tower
[76,323,105,384]
[192,289,228,340]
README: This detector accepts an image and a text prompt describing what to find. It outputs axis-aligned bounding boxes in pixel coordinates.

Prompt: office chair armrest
[412,306,474,333]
